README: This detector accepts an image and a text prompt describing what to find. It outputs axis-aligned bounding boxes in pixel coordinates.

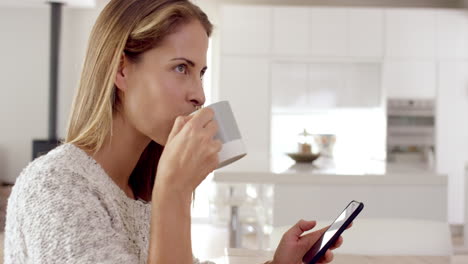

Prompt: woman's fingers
[204,119,219,139]
[300,224,330,250]
[190,107,214,129]
[329,236,343,250]
[206,139,222,168]
[167,116,189,143]
[211,139,223,153]
[317,250,334,263]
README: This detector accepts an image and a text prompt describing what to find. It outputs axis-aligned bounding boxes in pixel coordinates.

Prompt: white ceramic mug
[193,101,247,169]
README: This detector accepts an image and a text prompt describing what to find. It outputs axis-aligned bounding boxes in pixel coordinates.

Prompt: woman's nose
[189,79,206,107]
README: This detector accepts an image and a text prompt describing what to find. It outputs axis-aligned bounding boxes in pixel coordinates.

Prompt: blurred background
[1,0,468,263]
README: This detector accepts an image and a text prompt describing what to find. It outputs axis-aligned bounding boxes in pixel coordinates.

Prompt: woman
[5,0,346,263]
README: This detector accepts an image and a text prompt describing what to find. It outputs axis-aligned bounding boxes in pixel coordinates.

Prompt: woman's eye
[175,64,187,74]
[200,70,206,80]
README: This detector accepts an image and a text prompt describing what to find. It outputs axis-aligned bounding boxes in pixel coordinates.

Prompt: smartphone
[302,200,364,264]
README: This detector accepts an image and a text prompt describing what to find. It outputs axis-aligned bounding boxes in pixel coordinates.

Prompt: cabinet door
[309,8,348,56]
[345,63,381,107]
[383,60,437,99]
[436,61,468,223]
[385,9,436,58]
[308,63,346,108]
[436,10,468,59]
[307,63,381,108]
[348,8,384,58]
[272,7,309,55]
[271,63,308,112]
[218,56,270,171]
[220,5,272,55]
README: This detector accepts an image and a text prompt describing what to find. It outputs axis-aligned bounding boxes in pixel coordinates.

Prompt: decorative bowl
[286,152,320,163]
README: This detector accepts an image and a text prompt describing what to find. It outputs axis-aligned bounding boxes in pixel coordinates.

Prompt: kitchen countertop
[213,157,447,185]
[213,158,449,240]
[280,156,438,175]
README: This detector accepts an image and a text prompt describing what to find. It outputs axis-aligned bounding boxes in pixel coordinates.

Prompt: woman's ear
[115,52,130,92]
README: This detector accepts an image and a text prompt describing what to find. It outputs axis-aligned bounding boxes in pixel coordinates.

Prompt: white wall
[0,0,95,8]
[0,3,103,184]
[0,6,50,184]
[58,6,104,138]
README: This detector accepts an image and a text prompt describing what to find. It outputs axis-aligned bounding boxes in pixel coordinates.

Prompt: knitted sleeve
[5,171,139,264]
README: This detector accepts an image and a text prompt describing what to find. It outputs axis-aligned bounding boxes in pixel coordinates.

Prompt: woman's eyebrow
[171,57,207,71]
[171,57,196,67]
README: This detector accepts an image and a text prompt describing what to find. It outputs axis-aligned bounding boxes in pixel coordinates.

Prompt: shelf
[387,126,434,135]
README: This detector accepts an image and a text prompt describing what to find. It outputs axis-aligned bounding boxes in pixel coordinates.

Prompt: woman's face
[117,20,209,146]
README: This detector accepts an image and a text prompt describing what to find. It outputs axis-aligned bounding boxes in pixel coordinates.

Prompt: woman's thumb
[287,219,317,237]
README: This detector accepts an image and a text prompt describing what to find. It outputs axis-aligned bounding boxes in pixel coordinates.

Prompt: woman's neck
[88,114,151,199]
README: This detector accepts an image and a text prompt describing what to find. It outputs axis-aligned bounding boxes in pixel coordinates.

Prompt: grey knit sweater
[4,143,212,264]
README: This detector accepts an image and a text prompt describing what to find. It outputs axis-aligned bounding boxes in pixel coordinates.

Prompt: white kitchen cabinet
[273,7,383,58]
[383,60,437,99]
[271,62,381,112]
[220,5,272,55]
[436,61,468,224]
[308,63,346,108]
[218,56,271,171]
[345,63,382,107]
[309,8,348,57]
[436,10,468,59]
[348,8,384,58]
[271,63,382,110]
[385,9,436,58]
[272,7,309,55]
[308,63,381,108]
[271,63,308,112]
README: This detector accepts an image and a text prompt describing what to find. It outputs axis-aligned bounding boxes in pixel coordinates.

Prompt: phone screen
[302,201,363,264]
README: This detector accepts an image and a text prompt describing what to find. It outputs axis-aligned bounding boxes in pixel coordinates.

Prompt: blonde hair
[66,0,213,201]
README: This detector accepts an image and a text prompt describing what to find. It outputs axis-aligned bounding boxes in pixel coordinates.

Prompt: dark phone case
[304,201,364,264]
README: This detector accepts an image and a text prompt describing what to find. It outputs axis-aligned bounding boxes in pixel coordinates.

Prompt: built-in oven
[386,99,435,168]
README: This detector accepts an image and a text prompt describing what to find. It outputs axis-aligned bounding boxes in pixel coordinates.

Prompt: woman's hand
[148,108,220,264]
[154,108,222,196]
[269,220,348,264]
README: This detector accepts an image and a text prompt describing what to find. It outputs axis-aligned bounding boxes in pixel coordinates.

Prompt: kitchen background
[1,0,468,258]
